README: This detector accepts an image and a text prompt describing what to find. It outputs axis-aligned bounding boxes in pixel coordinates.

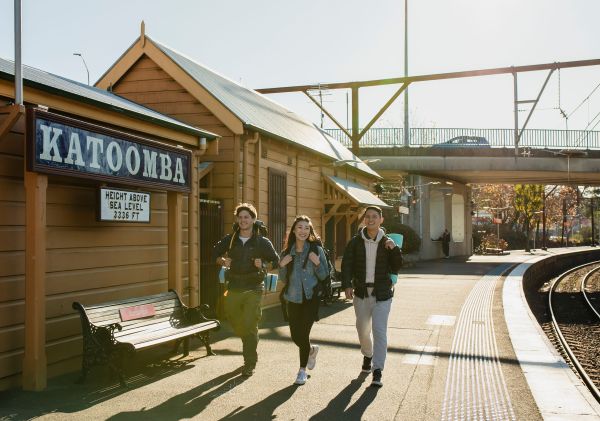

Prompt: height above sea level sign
[99,187,151,223]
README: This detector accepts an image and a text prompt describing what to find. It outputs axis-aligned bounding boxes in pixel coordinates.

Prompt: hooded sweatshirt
[361,228,384,295]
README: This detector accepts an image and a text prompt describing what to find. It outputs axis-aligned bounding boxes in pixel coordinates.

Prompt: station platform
[2,249,600,420]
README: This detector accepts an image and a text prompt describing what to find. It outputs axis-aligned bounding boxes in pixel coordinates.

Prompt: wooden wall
[0,124,191,390]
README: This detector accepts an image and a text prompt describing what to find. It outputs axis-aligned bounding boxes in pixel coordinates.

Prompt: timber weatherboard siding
[0,79,202,390]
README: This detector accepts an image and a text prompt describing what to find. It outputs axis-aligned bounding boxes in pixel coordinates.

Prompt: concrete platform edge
[503,252,600,420]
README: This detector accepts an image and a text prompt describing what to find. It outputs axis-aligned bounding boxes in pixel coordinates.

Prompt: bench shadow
[0,346,215,420]
[106,367,244,420]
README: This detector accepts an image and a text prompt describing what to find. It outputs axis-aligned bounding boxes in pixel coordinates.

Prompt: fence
[324,128,600,149]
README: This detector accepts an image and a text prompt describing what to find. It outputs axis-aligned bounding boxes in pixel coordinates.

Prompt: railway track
[545,262,600,402]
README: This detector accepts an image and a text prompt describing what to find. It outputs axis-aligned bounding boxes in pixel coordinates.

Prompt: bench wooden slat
[131,322,219,350]
[86,298,179,319]
[118,321,217,345]
[91,304,181,327]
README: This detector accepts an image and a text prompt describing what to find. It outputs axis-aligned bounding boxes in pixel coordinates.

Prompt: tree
[544,186,578,245]
[514,184,544,252]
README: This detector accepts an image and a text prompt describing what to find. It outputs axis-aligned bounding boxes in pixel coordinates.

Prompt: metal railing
[324,128,600,149]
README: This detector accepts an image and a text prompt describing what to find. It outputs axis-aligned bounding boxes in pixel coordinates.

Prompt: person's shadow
[106,367,245,420]
[309,372,379,420]
[220,384,298,420]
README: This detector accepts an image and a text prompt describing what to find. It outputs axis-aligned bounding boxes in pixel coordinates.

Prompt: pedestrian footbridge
[327,127,600,185]
[325,127,600,260]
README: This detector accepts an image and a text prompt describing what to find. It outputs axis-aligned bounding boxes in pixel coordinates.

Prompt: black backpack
[303,240,337,305]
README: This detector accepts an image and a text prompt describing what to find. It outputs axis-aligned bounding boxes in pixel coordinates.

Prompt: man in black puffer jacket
[341,206,403,388]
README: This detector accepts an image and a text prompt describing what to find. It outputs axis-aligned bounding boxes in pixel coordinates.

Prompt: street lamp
[73,53,90,85]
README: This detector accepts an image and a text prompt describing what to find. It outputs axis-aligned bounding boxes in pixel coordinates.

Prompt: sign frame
[98,187,152,223]
[26,108,192,192]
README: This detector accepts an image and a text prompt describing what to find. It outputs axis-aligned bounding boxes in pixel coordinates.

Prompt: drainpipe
[198,137,208,155]
[242,132,259,204]
[188,150,198,306]
[188,138,208,307]
[254,137,261,214]
[233,135,241,207]
[14,0,23,105]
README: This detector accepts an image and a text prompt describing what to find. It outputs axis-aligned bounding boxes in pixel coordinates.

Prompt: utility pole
[561,198,567,246]
[403,0,409,147]
[591,196,596,246]
[542,192,547,250]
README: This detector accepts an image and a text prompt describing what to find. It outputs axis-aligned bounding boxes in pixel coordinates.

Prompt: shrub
[382,219,421,254]
[479,233,508,251]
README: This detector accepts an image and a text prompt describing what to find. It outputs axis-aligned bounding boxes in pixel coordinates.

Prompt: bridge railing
[324,128,600,149]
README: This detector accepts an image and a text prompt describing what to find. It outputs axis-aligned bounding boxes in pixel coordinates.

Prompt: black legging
[287,297,319,367]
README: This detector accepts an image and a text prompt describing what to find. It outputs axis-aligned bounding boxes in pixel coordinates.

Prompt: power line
[567,79,600,119]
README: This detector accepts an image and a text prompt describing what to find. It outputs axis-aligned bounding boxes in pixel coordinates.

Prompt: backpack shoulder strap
[227,231,238,254]
[303,242,321,269]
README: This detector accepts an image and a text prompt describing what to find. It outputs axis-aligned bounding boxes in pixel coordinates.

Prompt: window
[268,168,287,253]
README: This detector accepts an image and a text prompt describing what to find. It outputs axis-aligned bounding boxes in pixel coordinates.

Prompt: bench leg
[109,348,128,388]
[75,348,96,384]
[199,332,216,356]
[183,337,190,357]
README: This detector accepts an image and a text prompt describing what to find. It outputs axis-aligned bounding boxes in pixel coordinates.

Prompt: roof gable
[149,38,379,178]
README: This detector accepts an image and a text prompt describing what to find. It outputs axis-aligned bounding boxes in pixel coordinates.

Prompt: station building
[0,57,218,390]
[95,28,388,307]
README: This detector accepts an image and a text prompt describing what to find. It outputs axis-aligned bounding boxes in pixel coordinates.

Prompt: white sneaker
[307,345,319,370]
[294,369,308,385]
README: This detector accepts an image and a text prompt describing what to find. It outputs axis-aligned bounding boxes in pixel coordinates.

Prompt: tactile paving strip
[440,264,516,421]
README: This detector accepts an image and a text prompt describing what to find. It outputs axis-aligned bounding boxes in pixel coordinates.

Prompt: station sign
[398,205,410,215]
[99,187,150,223]
[27,108,191,192]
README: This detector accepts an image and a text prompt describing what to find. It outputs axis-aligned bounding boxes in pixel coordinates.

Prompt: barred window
[268,168,287,253]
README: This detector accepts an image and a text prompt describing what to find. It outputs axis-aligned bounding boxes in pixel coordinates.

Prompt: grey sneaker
[294,369,308,385]
[371,369,383,387]
[361,356,372,373]
[307,345,319,370]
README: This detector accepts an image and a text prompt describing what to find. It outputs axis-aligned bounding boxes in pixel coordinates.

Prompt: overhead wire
[567,79,600,119]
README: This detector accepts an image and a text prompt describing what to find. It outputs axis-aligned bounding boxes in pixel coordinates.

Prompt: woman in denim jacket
[279,215,328,385]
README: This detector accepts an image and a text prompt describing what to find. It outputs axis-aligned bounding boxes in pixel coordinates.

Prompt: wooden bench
[484,247,504,255]
[72,290,220,386]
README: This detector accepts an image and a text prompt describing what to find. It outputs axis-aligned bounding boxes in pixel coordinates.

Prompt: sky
[1,0,600,133]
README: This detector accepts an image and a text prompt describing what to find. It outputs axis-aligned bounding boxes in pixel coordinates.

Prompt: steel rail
[548,261,600,402]
[582,266,600,321]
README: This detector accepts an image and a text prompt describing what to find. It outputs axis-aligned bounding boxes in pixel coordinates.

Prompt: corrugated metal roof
[327,176,390,208]
[149,38,380,178]
[0,57,217,139]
